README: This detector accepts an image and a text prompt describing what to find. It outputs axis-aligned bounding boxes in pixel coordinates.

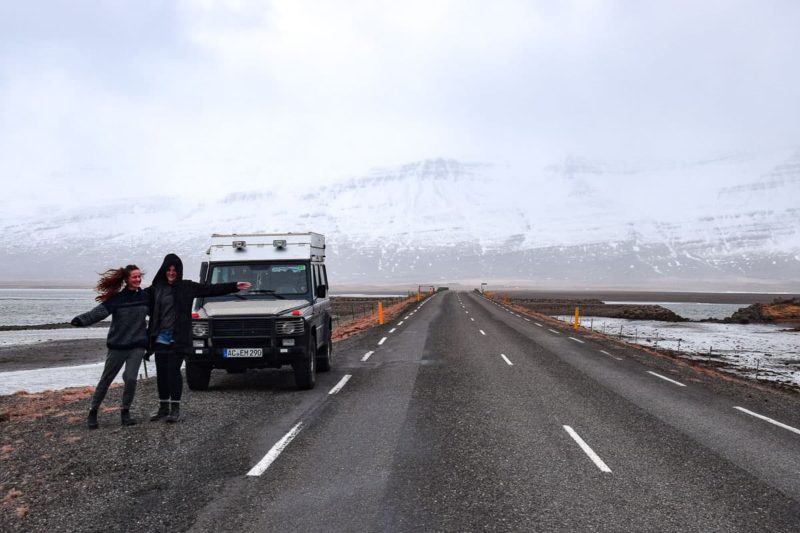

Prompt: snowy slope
[1,151,799,290]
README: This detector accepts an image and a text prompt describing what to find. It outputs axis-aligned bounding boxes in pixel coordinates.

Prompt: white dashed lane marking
[564,426,612,473]
[361,351,374,362]
[734,406,800,435]
[647,371,686,387]
[599,350,623,361]
[328,374,351,395]
[500,354,513,366]
[247,422,304,477]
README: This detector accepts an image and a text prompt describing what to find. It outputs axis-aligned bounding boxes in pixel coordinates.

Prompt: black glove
[144,337,154,361]
[70,317,81,327]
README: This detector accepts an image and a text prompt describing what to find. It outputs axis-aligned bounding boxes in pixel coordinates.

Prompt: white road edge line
[734,406,800,436]
[568,337,585,344]
[479,330,486,336]
[563,425,612,473]
[524,318,530,322]
[397,321,404,326]
[547,329,560,335]
[535,323,543,327]
[361,350,375,362]
[328,374,352,395]
[470,318,475,321]
[599,350,623,361]
[246,422,304,477]
[500,354,513,366]
[389,328,396,333]
[378,337,387,345]
[647,371,686,387]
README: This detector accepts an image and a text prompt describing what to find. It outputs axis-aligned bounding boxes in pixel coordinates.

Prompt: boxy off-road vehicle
[187,232,332,390]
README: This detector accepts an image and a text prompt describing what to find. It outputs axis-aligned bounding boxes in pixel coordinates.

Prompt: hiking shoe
[166,404,181,423]
[149,402,170,422]
[87,409,99,430]
[121,409,137,426]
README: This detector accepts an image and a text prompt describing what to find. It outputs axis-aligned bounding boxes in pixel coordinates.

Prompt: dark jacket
[148,253,238,350]
[72,287,151,350]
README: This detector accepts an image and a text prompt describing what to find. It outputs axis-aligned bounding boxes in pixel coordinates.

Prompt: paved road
[173,290,800,532]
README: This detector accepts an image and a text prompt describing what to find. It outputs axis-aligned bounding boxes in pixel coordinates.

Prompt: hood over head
[152,253,183,285]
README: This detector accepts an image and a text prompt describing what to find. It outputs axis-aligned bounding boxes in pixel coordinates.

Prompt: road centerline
[361,350,375,362]
[328,374,352,395]
[246,422,304,477]
[500,354,513,366]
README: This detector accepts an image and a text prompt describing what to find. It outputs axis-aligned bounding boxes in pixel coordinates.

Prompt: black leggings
[154,348,185,403]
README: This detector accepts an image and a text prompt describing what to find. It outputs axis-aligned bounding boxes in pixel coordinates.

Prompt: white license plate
[223,348,263,358]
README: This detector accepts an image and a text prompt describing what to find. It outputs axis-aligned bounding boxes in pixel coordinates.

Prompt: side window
[321,265,328,289]
[312,265,319,290]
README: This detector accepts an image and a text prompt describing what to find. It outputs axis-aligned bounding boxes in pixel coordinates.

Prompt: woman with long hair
[147,253,250,423]
[71,265,150,429]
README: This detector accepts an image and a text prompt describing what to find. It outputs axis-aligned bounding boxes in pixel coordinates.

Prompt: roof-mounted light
[273,239,287,249]
[232,240,246,250]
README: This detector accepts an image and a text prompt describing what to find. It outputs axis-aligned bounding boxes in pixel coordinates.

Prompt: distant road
[184,291,799,532]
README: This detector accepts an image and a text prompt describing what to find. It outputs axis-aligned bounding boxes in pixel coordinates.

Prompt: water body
[0,288,98,326]
[559,315,799,387]
[604,301,747,320]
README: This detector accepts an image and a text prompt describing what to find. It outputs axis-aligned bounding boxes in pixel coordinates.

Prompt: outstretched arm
[71,303,110,327]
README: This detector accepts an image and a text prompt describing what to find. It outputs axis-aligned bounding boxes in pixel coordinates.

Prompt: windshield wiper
[247,289,286,299]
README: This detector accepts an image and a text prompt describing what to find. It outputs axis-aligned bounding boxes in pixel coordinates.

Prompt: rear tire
[186,363,211,390]
[317,327,333,371]
[292,334,317,390]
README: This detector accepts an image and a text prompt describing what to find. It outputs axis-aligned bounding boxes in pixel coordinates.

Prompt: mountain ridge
[2,152,799,290]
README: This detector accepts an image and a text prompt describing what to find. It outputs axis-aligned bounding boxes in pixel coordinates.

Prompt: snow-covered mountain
[2,150,799,290]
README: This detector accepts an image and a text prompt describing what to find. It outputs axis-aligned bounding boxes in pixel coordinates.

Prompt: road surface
[182,291,800,532]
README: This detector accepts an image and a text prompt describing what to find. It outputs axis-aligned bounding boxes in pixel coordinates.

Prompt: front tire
[292,334,317,390]
[186,362,211,390]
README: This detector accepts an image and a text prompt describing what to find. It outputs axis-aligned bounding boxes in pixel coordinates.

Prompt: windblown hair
[94,264,142,302]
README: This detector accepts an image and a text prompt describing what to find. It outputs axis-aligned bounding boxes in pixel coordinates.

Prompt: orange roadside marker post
[573,307,580,330]
[378,302,384,325]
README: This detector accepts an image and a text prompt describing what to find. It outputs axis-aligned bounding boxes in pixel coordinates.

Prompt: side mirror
[315,284,327,298]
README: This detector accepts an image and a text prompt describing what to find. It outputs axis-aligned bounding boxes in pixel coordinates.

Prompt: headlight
[276,318,304,335]
[192,320,209,337]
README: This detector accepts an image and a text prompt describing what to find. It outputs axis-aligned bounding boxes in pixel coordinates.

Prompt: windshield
[205,262,311,301]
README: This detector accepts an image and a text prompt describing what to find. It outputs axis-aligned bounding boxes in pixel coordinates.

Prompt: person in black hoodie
[147,253,250,422]
[71,265,150,429]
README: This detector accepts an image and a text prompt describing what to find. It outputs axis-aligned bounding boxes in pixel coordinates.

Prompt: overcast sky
[1,0,798,211]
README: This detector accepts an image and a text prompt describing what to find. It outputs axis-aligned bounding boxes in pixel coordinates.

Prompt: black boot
[87,409,99,430]
[121,409,137,426]
[150,402,170,421]
[166,403,181,423]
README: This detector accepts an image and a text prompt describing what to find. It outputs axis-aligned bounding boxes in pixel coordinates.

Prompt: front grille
[212,318,273,338]
[275,318,305,335]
